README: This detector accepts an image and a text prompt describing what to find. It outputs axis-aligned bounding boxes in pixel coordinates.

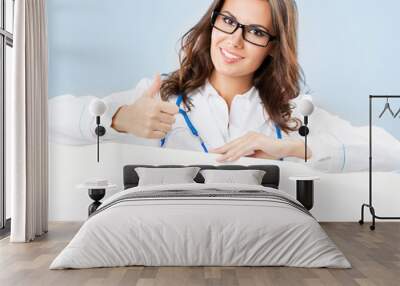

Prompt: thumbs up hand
[111,74,179,139]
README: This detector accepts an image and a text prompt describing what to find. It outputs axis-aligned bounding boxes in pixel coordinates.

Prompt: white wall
[49,143,400,222]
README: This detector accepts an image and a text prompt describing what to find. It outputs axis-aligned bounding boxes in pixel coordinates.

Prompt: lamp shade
[89,99,107,116]
[298,99,314,116]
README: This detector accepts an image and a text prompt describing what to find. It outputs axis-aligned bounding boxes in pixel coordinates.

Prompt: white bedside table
[289,176,320,210]
[77,183,117,216]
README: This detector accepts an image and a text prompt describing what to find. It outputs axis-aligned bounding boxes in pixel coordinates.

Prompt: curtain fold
[9,0,48,242]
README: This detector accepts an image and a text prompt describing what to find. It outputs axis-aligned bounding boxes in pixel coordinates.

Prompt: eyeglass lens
[213,13,272,47]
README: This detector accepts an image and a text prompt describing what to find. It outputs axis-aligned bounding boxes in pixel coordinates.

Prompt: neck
[209,71,253,108]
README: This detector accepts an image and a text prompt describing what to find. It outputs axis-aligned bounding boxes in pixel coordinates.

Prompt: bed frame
[123,164,280,189]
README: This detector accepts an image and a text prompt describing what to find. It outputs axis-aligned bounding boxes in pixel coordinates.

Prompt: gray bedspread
[50,183,351,269]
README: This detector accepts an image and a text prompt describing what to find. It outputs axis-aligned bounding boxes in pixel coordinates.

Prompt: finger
[215,143,244,162]
[227,149,254,162]
[211,137,245,154]
[157,112,176,125]
[153,122,173,133]
[209,147,223,154]
[219,137,258,162]
[251,150,276,160]
[219,143,252,162]
[230,135,268,159]
[144,73,161,98]
[147,130,166,139]
[213,145,235,157]
[216,155,228,163]
[209,147,222,153]
[221,135,253,155]
[159,101,179,115]
[216,152,242,163]
[248,150,262,158]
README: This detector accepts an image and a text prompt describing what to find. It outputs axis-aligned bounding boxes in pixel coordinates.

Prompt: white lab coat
[49,78,400,173]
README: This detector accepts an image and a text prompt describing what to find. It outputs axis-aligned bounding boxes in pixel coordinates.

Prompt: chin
[215,65,250,79]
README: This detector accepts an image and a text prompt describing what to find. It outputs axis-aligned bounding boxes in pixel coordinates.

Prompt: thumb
[144,73,162,98]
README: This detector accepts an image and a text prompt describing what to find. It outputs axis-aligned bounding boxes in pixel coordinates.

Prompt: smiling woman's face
[210,0,274,80]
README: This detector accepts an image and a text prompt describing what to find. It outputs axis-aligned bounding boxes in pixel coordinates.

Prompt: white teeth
[221,48,242,60]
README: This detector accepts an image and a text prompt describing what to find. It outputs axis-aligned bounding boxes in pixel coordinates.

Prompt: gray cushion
[135,167,201,186]
[200,169,266,185]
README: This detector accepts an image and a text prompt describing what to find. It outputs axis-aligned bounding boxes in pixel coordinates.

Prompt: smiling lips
[220,48,244,64]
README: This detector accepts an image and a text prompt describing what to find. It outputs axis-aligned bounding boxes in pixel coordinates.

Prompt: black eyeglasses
[210,11,277,47]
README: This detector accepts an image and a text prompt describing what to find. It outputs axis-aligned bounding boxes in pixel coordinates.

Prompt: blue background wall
[47,0,400,138]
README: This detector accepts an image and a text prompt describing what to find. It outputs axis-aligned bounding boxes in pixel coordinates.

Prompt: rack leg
[359,203,377,230]
[369,206,376,231]
[359,204,366,225]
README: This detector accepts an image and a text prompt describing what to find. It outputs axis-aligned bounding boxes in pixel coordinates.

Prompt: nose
[227,26,244,48]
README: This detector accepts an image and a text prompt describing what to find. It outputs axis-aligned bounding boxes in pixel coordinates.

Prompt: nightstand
[288,176,320,210]
[77,182,116,216]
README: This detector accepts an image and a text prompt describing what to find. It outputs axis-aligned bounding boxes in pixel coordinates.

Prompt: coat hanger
[394,106,400,118]
[378,98,395,118]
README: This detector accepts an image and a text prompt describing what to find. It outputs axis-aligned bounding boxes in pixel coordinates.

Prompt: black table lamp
[297,99,314,162]
[89,99,107,162]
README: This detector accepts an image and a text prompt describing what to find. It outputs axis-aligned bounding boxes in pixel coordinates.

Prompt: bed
[50,164,351,269]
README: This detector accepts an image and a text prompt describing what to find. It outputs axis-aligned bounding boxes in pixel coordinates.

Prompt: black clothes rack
[359,95,400,230]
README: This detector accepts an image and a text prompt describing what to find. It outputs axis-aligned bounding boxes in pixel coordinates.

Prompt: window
[0,0,14,236]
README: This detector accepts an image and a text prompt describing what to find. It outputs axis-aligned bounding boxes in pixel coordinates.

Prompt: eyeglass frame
[210,10,277,48]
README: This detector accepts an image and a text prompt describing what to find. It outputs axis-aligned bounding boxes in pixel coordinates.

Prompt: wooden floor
[0,222,399,286]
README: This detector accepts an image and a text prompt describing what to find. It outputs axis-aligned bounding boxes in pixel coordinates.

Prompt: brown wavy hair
[160,0,303,133]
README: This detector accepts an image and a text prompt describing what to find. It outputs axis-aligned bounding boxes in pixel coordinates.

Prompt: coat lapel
[188,94,227,149]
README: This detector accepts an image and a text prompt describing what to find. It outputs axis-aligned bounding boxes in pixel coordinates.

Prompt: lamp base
[88,188,106,216]
[298,125,309,136]
[95,125,106,136]
[296,180,314,210]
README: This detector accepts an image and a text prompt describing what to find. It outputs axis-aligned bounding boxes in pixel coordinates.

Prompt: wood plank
[0,222,399,286]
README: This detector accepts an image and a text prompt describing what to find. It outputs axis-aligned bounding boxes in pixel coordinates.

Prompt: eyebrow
[220,10,271,33]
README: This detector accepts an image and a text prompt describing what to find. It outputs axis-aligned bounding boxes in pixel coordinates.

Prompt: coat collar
[186,81,271,148]
[202,79,258,102]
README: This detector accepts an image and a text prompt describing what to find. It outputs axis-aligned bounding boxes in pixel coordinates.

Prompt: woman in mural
[49,0,400,173]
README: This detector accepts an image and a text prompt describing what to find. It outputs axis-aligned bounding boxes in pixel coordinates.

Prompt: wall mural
[48,0,400,173]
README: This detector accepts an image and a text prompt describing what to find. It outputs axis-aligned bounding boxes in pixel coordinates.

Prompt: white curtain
[8,0,48,242]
